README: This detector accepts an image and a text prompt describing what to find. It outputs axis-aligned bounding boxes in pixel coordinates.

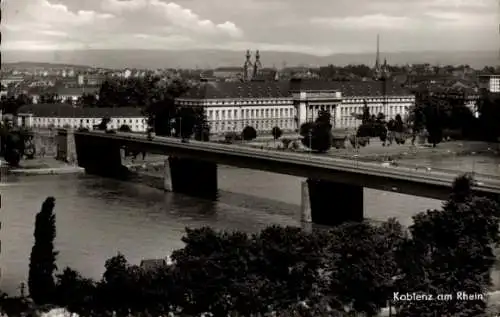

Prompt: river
[1,153,497,295]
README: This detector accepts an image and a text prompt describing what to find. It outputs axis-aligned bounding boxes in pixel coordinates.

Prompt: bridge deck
[74,131,500,200]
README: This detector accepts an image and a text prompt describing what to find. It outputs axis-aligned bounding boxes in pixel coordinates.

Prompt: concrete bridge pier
[74,133,128,179]
[301,179,364,226]
[165,156,218,200]
[164,158,173,191]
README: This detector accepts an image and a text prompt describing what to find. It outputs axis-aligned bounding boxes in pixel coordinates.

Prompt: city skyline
[2,0,499,55]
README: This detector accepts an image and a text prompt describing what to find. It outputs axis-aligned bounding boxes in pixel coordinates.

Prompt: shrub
[242,126,257,141]
[271,126,283,140]
[224,131,241,143]
[119,124,132,132]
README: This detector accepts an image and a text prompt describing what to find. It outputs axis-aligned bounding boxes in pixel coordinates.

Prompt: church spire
[243,49,253,81]
[374,34,383,80]
[253,50,262,79]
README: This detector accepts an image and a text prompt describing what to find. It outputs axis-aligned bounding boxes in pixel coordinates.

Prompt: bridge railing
[79,131,500,192]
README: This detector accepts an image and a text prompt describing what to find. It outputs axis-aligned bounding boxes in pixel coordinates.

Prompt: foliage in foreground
[15,175,500,316]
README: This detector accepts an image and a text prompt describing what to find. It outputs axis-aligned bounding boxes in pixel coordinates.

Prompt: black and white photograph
[1,0,500,315]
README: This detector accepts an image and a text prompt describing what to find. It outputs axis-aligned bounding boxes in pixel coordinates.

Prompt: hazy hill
[2,61,100,70]
[2,49,498,70]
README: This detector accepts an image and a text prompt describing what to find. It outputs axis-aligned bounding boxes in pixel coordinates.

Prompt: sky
[2,0,499,55]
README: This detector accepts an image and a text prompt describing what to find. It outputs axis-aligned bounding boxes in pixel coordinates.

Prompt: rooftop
[27,86,99,95]
[17,103,143,118]
[179,79,413,100]
[139,258,168,271]
[182,81,291,99]
[214,67,243,72]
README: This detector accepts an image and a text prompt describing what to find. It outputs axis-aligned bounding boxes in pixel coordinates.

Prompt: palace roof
[182,81,291,99]
[179,79,413,100]
[17,103,143,118]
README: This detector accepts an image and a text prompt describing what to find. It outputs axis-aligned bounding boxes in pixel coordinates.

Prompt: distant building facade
[27,87,100,104]
[16,104,147,132]
[478,74,500,93]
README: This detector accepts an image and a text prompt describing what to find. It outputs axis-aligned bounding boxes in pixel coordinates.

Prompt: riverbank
[2,158,83,176]
[1,153,167,176]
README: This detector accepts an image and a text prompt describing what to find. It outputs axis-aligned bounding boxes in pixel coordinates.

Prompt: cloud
[424,11,497,28]
[1,0,497,54]
[310,14,416,30]
[3,0,243,50]
[99,0,242,37]
[423,0,490,8]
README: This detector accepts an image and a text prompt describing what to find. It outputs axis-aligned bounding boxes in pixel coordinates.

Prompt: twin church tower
[242,50,263,81]
[241,36,387,82]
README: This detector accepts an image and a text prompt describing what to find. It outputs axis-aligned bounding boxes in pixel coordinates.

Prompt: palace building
[176,48,415,134]
[176,78,415,133]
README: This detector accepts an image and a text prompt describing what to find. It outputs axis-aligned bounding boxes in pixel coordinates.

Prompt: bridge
[69,130,500,226]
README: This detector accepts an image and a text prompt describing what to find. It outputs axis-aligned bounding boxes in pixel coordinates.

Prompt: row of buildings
[8,49,500,134]
[15,78,414,133]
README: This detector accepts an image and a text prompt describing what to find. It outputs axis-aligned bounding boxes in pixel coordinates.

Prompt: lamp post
[308,128,312,156]
[471,151,476,176]
[179,116,182,140]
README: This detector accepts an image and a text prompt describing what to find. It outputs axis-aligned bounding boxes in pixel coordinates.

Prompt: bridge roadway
[75,131,500,201]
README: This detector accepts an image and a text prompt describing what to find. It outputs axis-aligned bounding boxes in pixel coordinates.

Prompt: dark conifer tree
[28,197,58,304]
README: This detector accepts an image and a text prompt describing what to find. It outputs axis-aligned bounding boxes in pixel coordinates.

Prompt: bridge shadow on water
[75,174,300,221]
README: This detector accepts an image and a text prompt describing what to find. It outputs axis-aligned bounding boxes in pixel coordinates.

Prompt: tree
[39,93,60,104]
[242,126,257,141]
[171,227,257,316]
[78,93,98,107]
[408,104,426,134]
[193,107,211,141]
[118,124,132,132]
[316,110,332,126]
[351,100,371,124]
[323,220,404,315]
[224,131,241,143]
[96,253,148,314]
[478,91,500,141]
[3,131,23,166]
[96,117,110,130]
[395,174,500,316]
[142,78,191,136]
[425,102,443,147]
[272,126,283,140]
[251,226,329,312]
[299,111,333,153]
[0,94,32,115]
[387,114,405,145]
[170,226,329,316]
[354,101,385,139]
[173,107,198,139]
[54,267,96,315]
[96,77,191,137]
[28,197,58,304]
